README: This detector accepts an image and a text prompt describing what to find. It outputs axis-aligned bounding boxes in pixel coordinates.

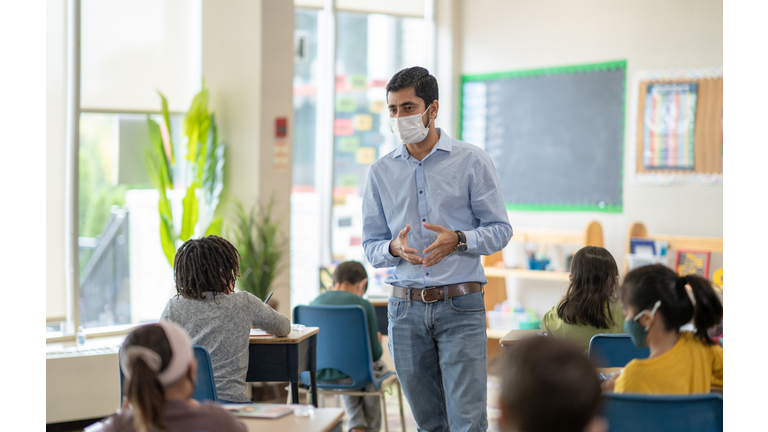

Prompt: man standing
[362,67,513,432]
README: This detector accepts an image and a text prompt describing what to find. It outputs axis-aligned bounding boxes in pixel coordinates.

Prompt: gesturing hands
[422,223,459,268]
[389,224,424,265]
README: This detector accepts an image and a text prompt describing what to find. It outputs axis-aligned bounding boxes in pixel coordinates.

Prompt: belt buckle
[420,287,438,303]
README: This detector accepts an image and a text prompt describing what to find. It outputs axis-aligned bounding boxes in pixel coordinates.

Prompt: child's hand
[377,331,382,342]
[601,372,620,392]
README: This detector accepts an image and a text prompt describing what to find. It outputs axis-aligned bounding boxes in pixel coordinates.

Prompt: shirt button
[422,219,426,222]
[419,163,421,166]
[426,273,430,276]
[419,190,423,194]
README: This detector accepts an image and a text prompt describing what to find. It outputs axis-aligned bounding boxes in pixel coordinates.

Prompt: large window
[48,0,202,336]
[291,7,426,302]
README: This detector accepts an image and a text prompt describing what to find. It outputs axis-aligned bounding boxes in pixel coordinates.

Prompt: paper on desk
[250,328,272,337]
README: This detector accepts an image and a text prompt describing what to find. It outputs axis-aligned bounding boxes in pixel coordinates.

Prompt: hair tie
[119,321,194,386]
[120,346,162,379]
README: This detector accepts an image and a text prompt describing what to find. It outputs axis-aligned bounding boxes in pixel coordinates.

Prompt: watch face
[458,244,468,253]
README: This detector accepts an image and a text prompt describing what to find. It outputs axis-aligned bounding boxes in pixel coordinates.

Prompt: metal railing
[79,208,131,328]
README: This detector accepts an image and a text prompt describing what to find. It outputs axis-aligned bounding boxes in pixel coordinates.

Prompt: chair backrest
[601,393,723,432]
[588,334,650,367]
[119,345,218,405]
[293,304,374,389]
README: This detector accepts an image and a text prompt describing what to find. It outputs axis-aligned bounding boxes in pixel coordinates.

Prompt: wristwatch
[454,230,468,253]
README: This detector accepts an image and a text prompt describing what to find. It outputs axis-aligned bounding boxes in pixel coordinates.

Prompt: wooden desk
[499,329,543,354]
[247,327,319,407]
[242,407,344,432]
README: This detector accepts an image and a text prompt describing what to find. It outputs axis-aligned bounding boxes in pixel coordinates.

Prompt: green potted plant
[144,82,225,266]
[229,195,287,304]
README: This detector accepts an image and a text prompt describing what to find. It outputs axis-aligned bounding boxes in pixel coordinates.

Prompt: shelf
[484,267,570,282]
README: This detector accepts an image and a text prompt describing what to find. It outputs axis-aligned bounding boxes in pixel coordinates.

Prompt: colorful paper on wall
[356,147,376,164]
[337,136,360,153]
[334,119,354,136]
[643,83,698,169]
[353,114,372,131]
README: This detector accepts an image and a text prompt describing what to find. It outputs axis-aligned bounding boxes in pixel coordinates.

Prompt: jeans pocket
[448,291,485,313]
[387,298,407,320]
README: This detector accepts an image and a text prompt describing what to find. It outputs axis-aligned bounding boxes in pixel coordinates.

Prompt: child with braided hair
[160,235,291,404]
[602,264,723,394]
[86,321,247,432]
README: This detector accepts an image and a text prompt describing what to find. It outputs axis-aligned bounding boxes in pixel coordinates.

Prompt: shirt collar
[392,128,452,159]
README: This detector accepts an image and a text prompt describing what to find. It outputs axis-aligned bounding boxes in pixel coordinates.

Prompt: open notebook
[250,328,272,337]
[222,403,294,419]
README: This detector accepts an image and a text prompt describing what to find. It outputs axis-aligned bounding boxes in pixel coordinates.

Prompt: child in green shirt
[541,246,625,353]
[311,261,386,432]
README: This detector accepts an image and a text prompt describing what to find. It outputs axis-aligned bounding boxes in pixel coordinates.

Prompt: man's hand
[389,224,423,265]
[422,223,459,268]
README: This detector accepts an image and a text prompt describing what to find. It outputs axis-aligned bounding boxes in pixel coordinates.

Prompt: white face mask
[389,103,432,145]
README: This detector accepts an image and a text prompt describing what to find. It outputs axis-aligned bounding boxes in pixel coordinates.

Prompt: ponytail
[621,265,723,344]
[127,357,168,432]
[681,275,723,344]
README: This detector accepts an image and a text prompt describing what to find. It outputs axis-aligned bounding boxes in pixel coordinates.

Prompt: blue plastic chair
[588,334,650,367]
[120,345,218,405]
[601,393,723,432]
[293,304,406,432]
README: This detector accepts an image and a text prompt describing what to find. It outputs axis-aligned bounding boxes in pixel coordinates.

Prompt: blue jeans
[388,289,488,432]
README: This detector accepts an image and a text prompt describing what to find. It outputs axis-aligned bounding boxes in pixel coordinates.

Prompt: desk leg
[290,382,300,404]
[309,371,318,407]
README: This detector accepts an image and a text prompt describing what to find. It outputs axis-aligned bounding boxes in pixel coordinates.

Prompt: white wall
[460,0,723,264]
[203,0,294,317]
[459,0,723,312]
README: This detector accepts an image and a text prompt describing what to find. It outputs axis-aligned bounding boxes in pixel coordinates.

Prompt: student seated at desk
[160,235,291,404]
[86,321,246,432]
[541,246,625,353]
[602,264,723,394]
[499,336,607,432]
[311,261,387,432]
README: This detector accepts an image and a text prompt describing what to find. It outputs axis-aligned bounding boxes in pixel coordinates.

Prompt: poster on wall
[643,82,698,169]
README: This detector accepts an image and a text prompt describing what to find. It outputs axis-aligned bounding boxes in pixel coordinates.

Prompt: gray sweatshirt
[160,291,291,402]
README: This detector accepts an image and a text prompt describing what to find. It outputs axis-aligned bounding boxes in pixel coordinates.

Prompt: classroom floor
[318,375,503,432]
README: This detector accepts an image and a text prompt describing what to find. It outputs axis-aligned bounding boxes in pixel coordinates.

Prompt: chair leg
[286,385,291,405]
[397,381,406,432]
[380,388,389,432]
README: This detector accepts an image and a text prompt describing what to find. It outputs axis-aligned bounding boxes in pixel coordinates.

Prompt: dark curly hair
[173,235,241,300]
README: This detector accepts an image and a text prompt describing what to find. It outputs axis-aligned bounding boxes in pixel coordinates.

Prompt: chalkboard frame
[458,60,627,213]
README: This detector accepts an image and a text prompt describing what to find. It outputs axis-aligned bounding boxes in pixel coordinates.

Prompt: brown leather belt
[391,282,483,303]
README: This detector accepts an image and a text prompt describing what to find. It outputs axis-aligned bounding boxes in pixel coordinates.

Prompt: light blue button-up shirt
[362,128,513,288]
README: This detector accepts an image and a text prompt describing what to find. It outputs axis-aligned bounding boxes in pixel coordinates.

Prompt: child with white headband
[86,321,246,432]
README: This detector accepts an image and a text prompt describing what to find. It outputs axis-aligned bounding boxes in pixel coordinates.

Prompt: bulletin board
[459,60,626,212]
[628,67,723,185]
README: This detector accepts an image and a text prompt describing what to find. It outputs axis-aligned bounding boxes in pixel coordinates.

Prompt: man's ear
[430,100,440,120]
[358,278,369,296]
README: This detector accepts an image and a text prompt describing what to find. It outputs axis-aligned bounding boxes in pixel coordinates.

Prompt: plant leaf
[159,203,177,266]
[158,91,175,164]
[204,216,223,237]
[180,183,199,241]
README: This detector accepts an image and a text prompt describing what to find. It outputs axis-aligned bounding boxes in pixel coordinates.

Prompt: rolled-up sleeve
[463,152,513,255]
[362,166,401,268]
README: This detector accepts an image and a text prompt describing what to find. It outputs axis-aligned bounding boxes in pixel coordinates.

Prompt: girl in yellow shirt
[602,264,723,394]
